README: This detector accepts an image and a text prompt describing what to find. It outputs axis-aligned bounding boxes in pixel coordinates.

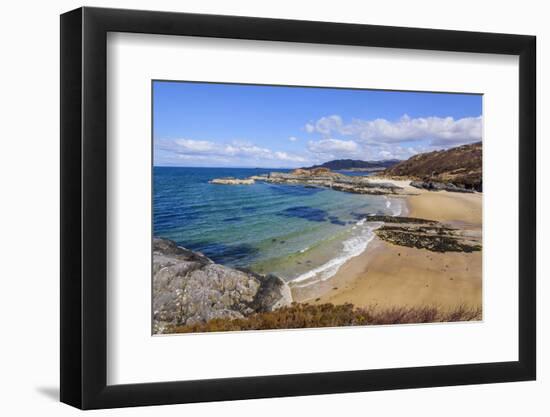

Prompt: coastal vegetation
[383,142,482,191]
[166,302,482,333]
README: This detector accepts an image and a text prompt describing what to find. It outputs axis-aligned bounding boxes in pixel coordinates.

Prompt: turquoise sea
[153,167,402,285]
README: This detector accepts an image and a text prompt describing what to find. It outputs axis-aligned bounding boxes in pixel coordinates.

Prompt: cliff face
[384,142,482,191]
[153,238,292,333]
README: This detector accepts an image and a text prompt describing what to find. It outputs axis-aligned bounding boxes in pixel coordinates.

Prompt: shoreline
[291,180,482,312]
[286,194,405,286]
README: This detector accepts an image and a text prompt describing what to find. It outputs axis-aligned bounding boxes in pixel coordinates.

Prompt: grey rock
[410,180,474,193]
[152,238,292,333]
[248,170,404,195]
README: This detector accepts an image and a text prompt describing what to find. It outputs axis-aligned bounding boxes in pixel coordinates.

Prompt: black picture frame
[60,6,536,410]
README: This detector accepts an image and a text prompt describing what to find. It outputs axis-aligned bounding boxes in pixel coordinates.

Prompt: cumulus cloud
[305,137,430,162]
[274,151,305,162]
[307,138,359,158]
[305,114,482,146]
[155,138,307,167]
[314,115,344,136]
[289,136,298,142]
[172,139,217,153]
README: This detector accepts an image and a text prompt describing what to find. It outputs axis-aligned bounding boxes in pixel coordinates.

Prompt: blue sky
[153,81,482,168]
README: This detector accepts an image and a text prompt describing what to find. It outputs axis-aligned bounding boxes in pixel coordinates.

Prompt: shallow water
[154,167,402,284]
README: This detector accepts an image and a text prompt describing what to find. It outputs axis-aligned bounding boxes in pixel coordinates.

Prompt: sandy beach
[291,180,482,312]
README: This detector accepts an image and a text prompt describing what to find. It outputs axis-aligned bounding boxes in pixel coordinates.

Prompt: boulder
[152,238,292,333]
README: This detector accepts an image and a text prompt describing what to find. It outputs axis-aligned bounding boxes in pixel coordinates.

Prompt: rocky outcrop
[291,167,337,177]
[210,177,255,185]
[367,216,482,252]
[249,169,405,195]
[410,180,474,193]
[153,238,292,333]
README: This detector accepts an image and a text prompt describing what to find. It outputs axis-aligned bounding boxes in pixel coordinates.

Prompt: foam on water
[291,221,381,287]
[290,197,405,287]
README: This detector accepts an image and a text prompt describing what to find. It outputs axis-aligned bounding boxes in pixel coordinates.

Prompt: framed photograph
[60,6,536,409]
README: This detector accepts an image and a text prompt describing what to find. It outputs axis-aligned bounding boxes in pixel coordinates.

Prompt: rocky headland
[153,237,292,334]
[212,167,406,195]
[383,142,482,192]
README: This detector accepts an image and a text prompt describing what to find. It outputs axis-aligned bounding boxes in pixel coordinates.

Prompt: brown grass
[165,302,482,334]
[384,142,482,190]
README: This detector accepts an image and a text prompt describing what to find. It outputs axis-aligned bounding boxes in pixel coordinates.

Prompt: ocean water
[154,167,402,285]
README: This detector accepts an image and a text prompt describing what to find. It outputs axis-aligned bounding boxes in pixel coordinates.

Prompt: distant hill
[306,159,401,171]
[384,142,482,191]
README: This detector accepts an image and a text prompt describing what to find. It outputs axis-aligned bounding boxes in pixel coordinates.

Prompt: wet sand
[291,181,482,311]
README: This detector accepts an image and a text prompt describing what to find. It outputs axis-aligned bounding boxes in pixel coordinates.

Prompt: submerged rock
[153,238,292,333]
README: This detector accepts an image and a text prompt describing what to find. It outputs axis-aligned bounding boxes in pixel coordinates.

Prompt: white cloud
[304,123,315,133]
[173,139,217,153]
[307,138,359,157]
[314,115,343,136]
[289,136,298,142]
[306,114,482,146]
[274,151,306,162]
[156,138,307,167]
[305,137,430,162]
